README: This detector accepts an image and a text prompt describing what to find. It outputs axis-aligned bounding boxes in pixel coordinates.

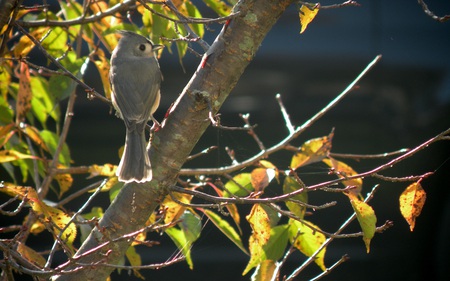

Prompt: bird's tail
[116,127,152,183]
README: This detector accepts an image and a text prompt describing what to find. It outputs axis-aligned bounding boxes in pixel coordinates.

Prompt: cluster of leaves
[158,132,427,278]
[0,0,431,280]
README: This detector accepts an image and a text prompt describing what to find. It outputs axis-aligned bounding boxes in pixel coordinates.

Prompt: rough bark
[54,0,295,279]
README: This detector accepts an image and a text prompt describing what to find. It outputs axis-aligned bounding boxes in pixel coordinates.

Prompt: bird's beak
[153,44,164,51]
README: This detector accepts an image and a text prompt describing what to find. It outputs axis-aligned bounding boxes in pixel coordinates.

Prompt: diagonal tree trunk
[54,0,295,279]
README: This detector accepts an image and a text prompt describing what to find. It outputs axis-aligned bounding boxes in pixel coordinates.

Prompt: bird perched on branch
[109,30,163,183]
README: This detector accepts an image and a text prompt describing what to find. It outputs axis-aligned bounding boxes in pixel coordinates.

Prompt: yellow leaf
[243,204,271,275]
[92,49,112,100]
[126,246,144,279]
[88,163,117,178]
[0,184,77,246]
[13,27,49,57]
[16,62,32,124]
[161,192,193,224]
[0,149,38,163]
[54,164,73,198]
[288,219,326,270]
[299,4,320,34]
[399,182,426,231]
[323,157,362,195]
[290,132,333,169]
[347,193,376,253]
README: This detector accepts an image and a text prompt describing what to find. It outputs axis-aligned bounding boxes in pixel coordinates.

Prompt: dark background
[2,0,450,280]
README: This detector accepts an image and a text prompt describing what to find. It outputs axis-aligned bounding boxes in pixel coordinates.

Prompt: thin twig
[276,94,295,134]
[240,113,265,151]
[179,55,383,176]
[309,255,350,281]
[417,0,450,22]
[285,184,381,281]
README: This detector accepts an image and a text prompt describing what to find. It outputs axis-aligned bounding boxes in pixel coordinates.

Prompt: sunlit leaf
[40,27,68,58]
[0,96,14,124]
[126,246,144,279]
[185,0,204,38]
[40,130,71,166]
[199,208,247,254]
[17,242,46,268]
[30,75,60,124]
[202,0,232,16]
[0,149,38,163]
[54,164,73,198]
[291,132,333,169]
[283,176,308,219]
[399,182,426,231]
[161,192,193,224]
[243,204,272,275]
[0,184,77,246]
[251,260,279,281]
[347,193,376,253]
[264,224,289,261]
[251,167,276,193]
[92,48,112,99]
[288,219,326,270]
[224,173,254,197]
[16,62,32,124]
[208,183,241,233]
[88,164,116,178]
[0,65,11,98]
[165,211,201,269]
[323,157,362,195]
[48,53,85,102]
[13,27,47,57]
[299,4,320,34]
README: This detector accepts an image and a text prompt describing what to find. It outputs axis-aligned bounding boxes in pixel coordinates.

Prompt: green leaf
[283,176,308,219]
[264,225,289,261]
[347,193,377,253]
[40,27,68,58]
[224,173,254,197]
[0,95,14,124]
[48,53,85,102]
[165,211,201,269]
[202,0,232,16]
[185,0,204,38]
[40,130,71,166]
[288,219,327,271]
[126,246,144,279]
[200,209,247,254]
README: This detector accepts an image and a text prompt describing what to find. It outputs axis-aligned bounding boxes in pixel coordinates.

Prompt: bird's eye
[139,44,146,51]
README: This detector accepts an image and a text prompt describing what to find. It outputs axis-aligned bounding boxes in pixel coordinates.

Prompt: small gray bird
[109,31,163,183]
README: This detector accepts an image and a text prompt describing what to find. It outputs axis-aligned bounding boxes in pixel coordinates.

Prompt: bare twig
[309,255,350,281]
[276,93,295,134]
[417,0,450,22]
[285,184,381,281]
[240,113,266,151]
[179,55,383,176]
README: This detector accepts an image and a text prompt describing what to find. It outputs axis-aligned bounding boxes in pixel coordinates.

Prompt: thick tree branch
[53,0,295,279]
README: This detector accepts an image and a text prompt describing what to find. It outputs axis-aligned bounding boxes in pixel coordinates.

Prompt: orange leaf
[323,157,362,195]
[16,62,32,124]
[290,132,333,170]
[399,182,426,231]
